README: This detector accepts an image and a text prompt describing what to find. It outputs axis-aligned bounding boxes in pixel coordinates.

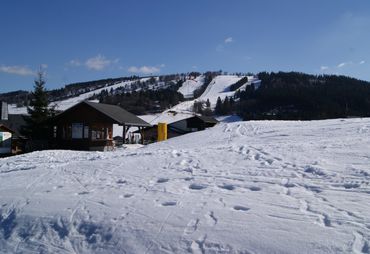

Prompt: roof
[195,115,219,124]
[137,114,218,130]
[142,111,195,125]
[0,124,15,133]
[142,111,219,126]
[56,101,151,127]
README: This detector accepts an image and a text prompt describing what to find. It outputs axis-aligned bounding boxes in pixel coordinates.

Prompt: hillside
[236,72,370,120]
[4,71,370,121]
[6,72,256,116]
[0,118,369,253]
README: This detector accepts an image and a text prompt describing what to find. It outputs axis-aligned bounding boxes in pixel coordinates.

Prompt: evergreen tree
[223,96,230,114]
[206,98,211,108]
[23,71,52,139]
[215,97,223,115]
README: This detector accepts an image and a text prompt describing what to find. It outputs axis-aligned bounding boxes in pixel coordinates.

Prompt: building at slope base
[137,114,218,143]
[52,101,151,151]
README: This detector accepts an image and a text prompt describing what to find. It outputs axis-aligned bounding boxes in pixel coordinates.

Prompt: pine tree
[206,98,211,108]
[215,97,223,115]
[23,71,51,139]
[223,97,230,114]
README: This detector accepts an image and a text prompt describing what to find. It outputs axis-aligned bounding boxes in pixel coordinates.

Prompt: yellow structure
[157,122,168,141]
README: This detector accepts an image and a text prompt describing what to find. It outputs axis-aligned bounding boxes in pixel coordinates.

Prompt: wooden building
[0,101,27,155]
[139,115,218,143]
[170,115,219,133]
[53,101,151,151]
[0,124,14,156]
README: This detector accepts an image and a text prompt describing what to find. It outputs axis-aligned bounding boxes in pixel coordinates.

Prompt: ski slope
[8,78,150,114]
[1,118,369,253]
[198,75,244,106]
[171,75,254,113]
[177,76,205,99]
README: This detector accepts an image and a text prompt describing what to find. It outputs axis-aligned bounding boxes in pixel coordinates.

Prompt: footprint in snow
[189,183,207,190]
[218,184,236,191]
[233,205,250,212]
[161,201,177,207]
[157,178,169,183]
[247,186,262,191]
[343,183,361,189]
[171,150,181,157]
[77,191,89,195]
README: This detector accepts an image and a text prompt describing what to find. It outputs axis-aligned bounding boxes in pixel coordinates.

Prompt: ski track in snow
[0,118,370,253]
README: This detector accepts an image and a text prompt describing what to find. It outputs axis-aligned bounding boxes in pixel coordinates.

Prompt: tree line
[233,72,370,120]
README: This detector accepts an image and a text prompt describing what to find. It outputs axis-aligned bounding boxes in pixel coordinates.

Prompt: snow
[112,112,196,137]
[170,75,257,113]
[198,75,243,106]
[1,118,370,253]
[8,78,150,115]
[177,76,205,99]
[141,111,196,125]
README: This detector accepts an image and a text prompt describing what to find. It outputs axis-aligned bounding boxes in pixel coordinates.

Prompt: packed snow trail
[0,118,370,253]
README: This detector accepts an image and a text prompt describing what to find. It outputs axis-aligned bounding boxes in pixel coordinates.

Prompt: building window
[71,123,83,139]
[92,129,104,140]
[84,126,89,139]
[53,126,57,138]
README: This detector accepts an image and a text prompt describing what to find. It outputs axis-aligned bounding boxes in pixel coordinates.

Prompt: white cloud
[320,66,329,71]
[85,55,112,71]
[68,59,81,67]
[0,65,35,76]
[337,62,347,68]
[224,37,233,43]
[337,61,353,68]
[359,60,365,65]
[128,65,161,74]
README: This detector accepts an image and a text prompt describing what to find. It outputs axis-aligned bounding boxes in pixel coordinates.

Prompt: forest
[231,72,370,120]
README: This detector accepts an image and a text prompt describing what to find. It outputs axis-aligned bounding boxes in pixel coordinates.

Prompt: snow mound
[1,118,370,253]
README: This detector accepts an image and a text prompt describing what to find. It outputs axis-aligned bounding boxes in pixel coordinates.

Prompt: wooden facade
[53,101,151,151]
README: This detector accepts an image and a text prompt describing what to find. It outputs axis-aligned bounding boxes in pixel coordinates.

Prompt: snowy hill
[177,75,205,99]
[1,118,369,253]
[171,75,255,114]
[136,75,252,127]
[7,74,258,117]
[8,78,151,114]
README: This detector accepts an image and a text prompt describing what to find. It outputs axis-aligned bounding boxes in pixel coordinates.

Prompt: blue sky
[1,0,370,93]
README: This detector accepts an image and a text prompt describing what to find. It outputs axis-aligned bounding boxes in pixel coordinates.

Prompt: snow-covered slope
[8,74,258,117]
[171,75,257,113]
[199,75,243,105]
[177,76,205,99]
[1,118,370,253]
[8,78,150,114]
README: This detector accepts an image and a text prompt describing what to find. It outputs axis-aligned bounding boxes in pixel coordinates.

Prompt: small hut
[53,101,151,151]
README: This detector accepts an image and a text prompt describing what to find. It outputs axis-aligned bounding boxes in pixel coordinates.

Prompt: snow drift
[0,118,370,253]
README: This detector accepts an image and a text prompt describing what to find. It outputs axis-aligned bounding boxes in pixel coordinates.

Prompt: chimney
[0,101,8,120]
